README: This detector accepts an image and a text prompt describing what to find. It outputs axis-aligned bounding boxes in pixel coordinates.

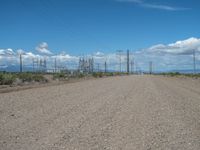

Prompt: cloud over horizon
[36,42,53,55]
[0,48,15,57]
[142,37,200,55]
[0,37,200,72]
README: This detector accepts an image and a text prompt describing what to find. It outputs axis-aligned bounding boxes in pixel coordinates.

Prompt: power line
[19,54,23,73]
[116,50,123,73]
[127,50,130,74]
[193,49,196,74]
[54,57,57,73]
[149,61,153,74]
[105,61,107,73]
[97,63,100,72]
[131,59,134,74]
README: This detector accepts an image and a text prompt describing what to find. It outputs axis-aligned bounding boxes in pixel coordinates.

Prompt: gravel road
[1,75,200,150]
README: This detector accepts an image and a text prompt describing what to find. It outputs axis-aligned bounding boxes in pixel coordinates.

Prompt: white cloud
[53,53,79,62]
[141,3,188,11]
[116,0,189,11]
[143,37,200,55]
[131,37,200,72]
[116,0,142,3]
[1,37,200,72]
[94,51,105,57]
[17,49,26,55]
[36,42,53,55]
[0,48,15,56]
[23,52,40,59]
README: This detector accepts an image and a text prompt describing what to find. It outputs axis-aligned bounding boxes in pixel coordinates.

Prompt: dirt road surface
[1,75,200,150]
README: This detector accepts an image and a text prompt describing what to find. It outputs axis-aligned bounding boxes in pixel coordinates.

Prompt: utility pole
[97,63,100,72]
[105,61,107,73]
[193,49,196,74]
[44,58,47,73]
[131,59,134,74]
[19,54,22,73]
[92,58,94,73]
[149,61,153,74]
[90,58,94,73]
[33,58,35,72]
[116,50,123,73]
[39,59,42,72]
[54,57,57,73]
[127,50,130,74]
[37,58,39,72]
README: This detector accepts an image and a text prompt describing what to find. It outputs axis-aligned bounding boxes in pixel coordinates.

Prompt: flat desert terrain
[1,75,200,150]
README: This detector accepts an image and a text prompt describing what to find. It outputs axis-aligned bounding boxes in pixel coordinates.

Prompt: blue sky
[0,0,200,54]
[0,0,200,72]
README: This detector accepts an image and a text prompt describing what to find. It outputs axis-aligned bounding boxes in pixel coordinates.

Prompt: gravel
[0,75,200,150]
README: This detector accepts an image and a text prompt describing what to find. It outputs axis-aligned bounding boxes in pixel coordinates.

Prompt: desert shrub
[170,72,181,76]
[98,72,103,78]
[92,72,97,78]
[53,73,66,80]
[32,74,47,82]
[161,72,181,77]
[78,73,85,78]
[0,72,47,85]
[92,72,103,78]
[185,74,200,78]
[17,73,47,83]
[18,73,33,82]
[115,72,121,76]
[105,72,114,76]
[160,72,200,78]
[0,73,16,85]
[0,73,3,82]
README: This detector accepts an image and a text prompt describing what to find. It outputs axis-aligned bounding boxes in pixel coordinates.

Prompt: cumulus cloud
[143,37,200,55]
[0,48,15,56]
[36,42,53,55]
[53,53,79,62]
[16,49,26,55]
[130,37,200,72]
[94,51,105,57]
[1,37,200,72]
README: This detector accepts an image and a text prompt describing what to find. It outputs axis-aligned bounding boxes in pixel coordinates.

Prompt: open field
[0,72,119,93]
[1,75,200,150]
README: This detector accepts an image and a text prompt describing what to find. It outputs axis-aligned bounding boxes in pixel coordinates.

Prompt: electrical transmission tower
[89,58,94,73]
[127,50,130,74]
[54,57,57,73]
[116,50,123,73]
[105,61,107,73]
[33,58,47,73]
[32,58,38,72]
[149,61,153,74]
[97,63,100,72]
[79,57,94,74]
[19,54,23,73]
[131,59,134,74]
